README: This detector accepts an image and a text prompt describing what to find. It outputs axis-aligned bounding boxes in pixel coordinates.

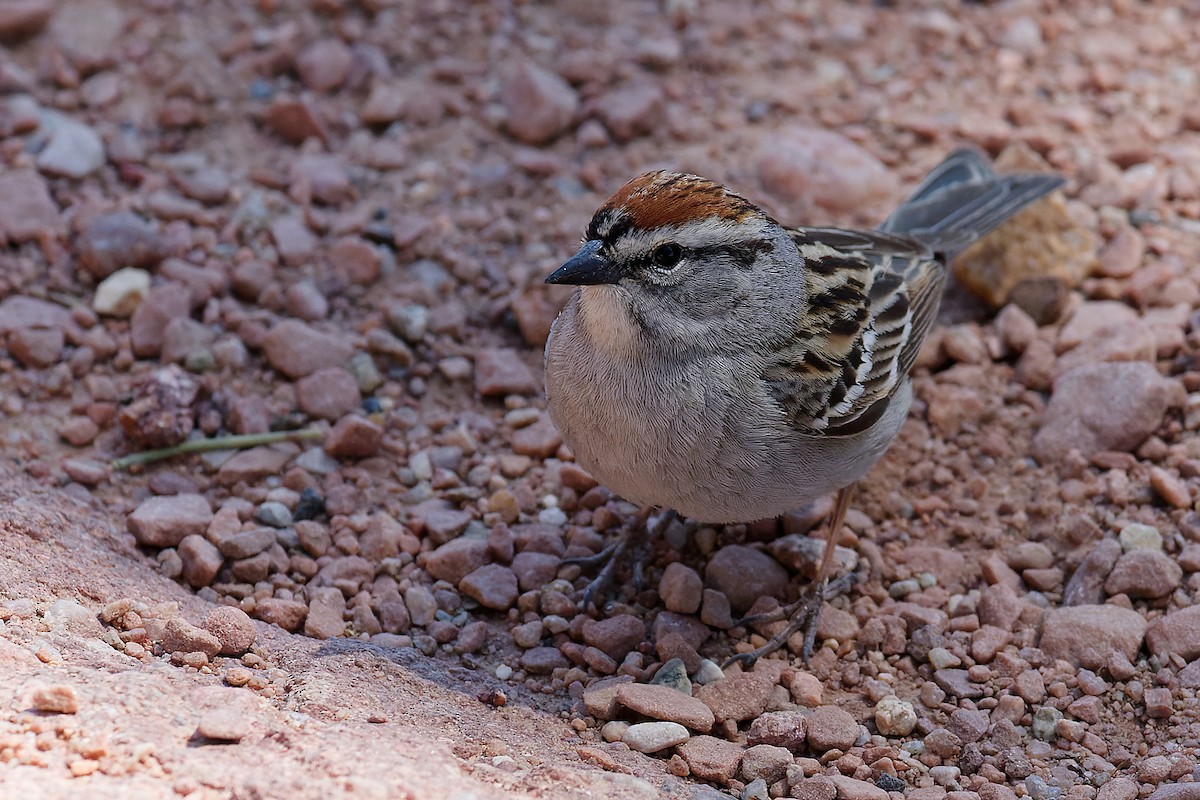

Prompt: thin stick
[111,429,323,470]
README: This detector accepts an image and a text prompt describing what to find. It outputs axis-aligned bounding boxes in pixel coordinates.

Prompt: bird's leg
[725,484,857,669]
[565,507,677,609]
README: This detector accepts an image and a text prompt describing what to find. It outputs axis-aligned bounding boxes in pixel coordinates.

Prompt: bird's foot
[723,570,862,669]
[563,508,677,609]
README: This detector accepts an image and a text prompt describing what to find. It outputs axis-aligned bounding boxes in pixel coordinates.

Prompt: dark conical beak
[545,240,622,286]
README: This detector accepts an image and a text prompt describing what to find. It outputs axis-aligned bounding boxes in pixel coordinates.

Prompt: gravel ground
[3,1,1200,798]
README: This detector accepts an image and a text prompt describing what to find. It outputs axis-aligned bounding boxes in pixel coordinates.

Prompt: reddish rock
[77,211,167,279]
[296,367,361,421]
[304,587,346,639]
[758,127,899,216]
[677,735,743,785]
[475,348,539,396]
[270,216,318,267]
[805,705,859,753]
[459,564,519,610]
[1145,606,1200,662]
[263,97,328,145]
[696,672,775,724]
[659,562,703,614]
[0,168,64,244]
[510,416,562,458]
[615,683,714,732]
[127,494,212,548]
[1039,605,1146,669]
[1032,363,1184,462]
[595,83,664,142]
[423,537,489,585]
[1104,549,1182,599]
[261,320,353,379]
[324,414,383,458]
[705,545,788,613]
[253,598,308,632]
[581,614,645,661]
[746,709,806,750]
[130,282,191,358]
[178,534,222,587]
[202,606,256,655]
[295,38,352,92]
[500,62,578,145]
[162,618,221,657]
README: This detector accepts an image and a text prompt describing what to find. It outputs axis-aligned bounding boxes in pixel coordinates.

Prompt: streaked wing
[762,227,946,437]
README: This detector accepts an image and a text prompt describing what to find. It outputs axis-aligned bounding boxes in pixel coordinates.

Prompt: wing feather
[763,227,946,436]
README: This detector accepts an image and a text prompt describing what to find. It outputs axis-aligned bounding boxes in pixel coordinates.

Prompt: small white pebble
[495,664,513,681]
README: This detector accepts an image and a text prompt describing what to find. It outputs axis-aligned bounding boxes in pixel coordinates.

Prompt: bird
[543,147,1063,664]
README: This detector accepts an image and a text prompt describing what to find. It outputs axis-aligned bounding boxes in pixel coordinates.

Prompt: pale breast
[544,293,914,523]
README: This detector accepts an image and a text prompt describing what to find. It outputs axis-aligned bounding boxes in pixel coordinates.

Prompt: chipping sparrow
[544,148,1062,662]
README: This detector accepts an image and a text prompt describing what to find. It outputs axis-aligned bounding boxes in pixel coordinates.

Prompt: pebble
[804,705,859,752]
[510,416,562,458]
[747,710,806,749]
[162,618,221,657]
[0,169,63,243]
[510,551,558,591]
[202,606,256,655]
[92,267,151,316]
[616,683,714,732]
[743,778,770,800]
[758,127,899,216]
[1146,786,1200,800]
[582,614,645,661]
[741,743,792,784]
[252,598,308,632]
[424,537,490,585]
[500,62,578,145]
[658,562,703,614]
[254,501,292,529]
[178,534,223,587]
[697,673,775,724]
[1039,604,1146,669]
[874,696,917,736]
[304,587,346,639]
[459,564,519,610]
[1095,225,1145,278]
[519,646,568,674]
[324,415,383,458]
[622,721,689,754]
[127,494,213,548]
[693,659,725,686]
[31,684,79,714]
[261,320,354,380]
[1032,363,1185,462]
[677,735,743,785]
[1119,523,1163,552]
[827,775,889,800]
[0,0,53,41]
[404,586,437,626]
[1063,538,1122,606]
[650,656,692,693]
[474,348,539,396]
[36,112,106,177]
[595,83,664,142]
[295,38,351,92]
[7,326,61,369]
[78,211,167,279]
[1145,605,1200,661]
[197,707,250,742]
[1103,549,1182,598]
[704,545,788,613]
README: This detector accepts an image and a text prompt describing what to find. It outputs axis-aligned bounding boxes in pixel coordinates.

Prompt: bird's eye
[651,242,684,270]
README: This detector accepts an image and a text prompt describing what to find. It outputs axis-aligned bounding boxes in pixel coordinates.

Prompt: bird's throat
[576,286,643,356]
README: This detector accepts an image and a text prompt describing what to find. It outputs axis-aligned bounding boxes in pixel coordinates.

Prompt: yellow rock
[952,143,1098,323]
